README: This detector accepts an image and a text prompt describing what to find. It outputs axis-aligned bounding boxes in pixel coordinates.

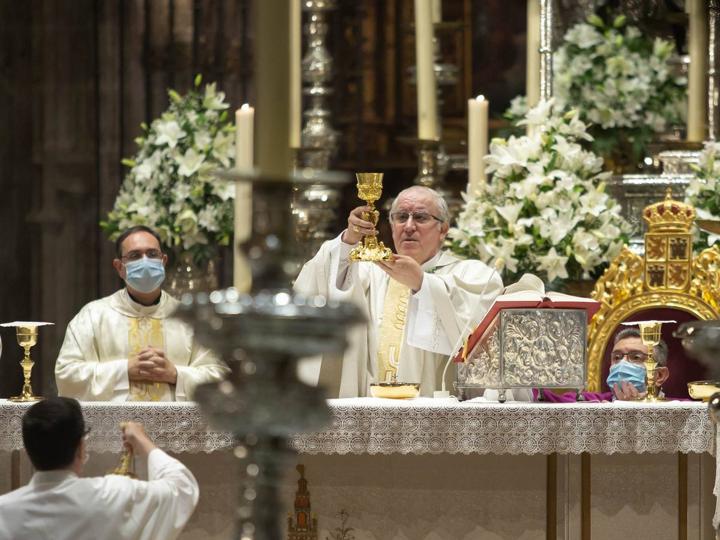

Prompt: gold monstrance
[638,321,665,402]
[0,321,54,402]
[349,173,393,262]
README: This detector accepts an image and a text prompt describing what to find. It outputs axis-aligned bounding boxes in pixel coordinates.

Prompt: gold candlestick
[349,172,393,262]
[638,321,665,402]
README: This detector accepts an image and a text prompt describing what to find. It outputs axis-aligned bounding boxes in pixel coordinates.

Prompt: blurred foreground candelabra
[175,170,361,540]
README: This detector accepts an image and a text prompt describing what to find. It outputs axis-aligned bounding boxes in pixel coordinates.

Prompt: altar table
[0,398,716,540]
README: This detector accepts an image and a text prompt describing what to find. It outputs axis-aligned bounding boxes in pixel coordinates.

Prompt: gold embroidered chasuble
[55,289,229,401]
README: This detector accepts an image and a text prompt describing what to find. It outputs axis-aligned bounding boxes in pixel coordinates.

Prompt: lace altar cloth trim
[0,398,713,455]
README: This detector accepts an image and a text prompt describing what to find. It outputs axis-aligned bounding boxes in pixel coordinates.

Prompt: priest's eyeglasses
[390,211,444,225]
[121,249,163,262]
[610,351,648,363]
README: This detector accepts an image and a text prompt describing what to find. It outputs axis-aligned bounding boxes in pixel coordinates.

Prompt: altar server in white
[0,397,198,540]
[55,226,229,401]
[295,186,503,397]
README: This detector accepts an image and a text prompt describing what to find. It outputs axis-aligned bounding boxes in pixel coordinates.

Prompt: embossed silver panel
[456,308,587,391]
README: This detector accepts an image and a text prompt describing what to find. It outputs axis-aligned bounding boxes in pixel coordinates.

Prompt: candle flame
[475,95,485,102]
[241,103,251,110]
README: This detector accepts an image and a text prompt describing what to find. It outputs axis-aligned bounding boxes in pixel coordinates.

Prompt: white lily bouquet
[449,100,632,285]
[553,14,686,169]
[686,142,720,246]
[101,75,236,265]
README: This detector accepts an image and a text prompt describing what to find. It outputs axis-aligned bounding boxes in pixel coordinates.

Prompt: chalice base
[639,394,666,403]
[8,394,42,403]
[349,242,393,262]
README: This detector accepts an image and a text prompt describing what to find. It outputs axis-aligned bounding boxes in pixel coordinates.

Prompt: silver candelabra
[301,0,338,171]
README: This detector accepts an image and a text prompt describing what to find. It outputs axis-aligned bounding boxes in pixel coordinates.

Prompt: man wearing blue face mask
[606,327,669,400]
[55,226,229,401]
[539,327,670,402]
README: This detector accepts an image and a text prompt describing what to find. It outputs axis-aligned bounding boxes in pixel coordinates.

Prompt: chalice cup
[9,325,42,402]
[638,321,664,402]
[349,172,393,262]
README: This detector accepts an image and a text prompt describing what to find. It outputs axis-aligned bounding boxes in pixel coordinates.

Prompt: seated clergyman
[55,226,229,401]
[0,397,199,540]
[541,327,670,402]
[294,186,503,398]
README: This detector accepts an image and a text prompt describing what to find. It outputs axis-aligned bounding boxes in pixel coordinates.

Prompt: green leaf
[121,158,136,168]
[612,15,626,29]
[194,74,202,87]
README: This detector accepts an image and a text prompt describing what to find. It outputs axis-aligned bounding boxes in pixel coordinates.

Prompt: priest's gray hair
[613,327,668,366]
[389,186,450,224]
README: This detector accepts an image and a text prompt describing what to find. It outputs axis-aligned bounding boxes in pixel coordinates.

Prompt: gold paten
[369,382,420,399]
[687,380,720,401]
[587,190,720,391]
[349,173,393,262]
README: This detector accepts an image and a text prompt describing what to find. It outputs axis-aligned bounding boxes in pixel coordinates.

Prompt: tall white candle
[234,104,254,292]
[431,0,441,24]
[289,0,302,149]
[526,0,541,109]
[414,0,439,140]
[468,95,489,195]
[687,0,708,142]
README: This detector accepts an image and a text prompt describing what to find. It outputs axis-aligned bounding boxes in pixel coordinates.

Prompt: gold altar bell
[587,190,720,393]
[0,321,54,402]
[349,173,393,262]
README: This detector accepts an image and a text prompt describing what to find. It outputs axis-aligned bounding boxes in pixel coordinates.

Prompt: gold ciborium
[638,321,665,402]
[0,322,53,402]
[349,172,393,262]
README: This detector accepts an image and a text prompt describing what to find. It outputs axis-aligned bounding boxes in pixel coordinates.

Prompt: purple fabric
[536,389,612,402]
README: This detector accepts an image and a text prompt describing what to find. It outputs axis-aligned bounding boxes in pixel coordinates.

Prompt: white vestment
[0,449,198,540]
[55,289,229,401]
[294,235,503,397]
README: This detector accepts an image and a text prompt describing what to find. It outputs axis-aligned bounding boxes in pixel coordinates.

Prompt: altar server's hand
[612,381,646,401]
[342,205,377,245]
[121,421,156,457]
[375,254,424,292]
[136,347,178,385]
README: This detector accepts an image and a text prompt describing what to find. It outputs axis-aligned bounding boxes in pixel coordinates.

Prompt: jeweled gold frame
[586,191,720,391]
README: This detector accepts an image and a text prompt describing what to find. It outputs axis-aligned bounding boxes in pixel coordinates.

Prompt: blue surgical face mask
[124,257,165,293]
[606,360,647,393]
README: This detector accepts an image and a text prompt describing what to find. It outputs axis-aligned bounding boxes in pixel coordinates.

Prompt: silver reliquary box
[456,308,588,402]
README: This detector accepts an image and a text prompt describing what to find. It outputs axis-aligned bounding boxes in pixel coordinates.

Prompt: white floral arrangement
[101,75,235,264]
[553,14,686,166]
[686,141,720,246]
[449,99,632,285]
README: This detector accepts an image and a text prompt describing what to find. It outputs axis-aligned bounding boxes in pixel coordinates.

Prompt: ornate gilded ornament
[587,190,720,391]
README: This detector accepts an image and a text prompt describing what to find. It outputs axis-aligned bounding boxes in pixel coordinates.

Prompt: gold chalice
[6,324,46,402]
[349,172,393,262]
[638,321,665,402]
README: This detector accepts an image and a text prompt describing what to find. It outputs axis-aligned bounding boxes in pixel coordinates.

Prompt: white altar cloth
[0,398,712,455]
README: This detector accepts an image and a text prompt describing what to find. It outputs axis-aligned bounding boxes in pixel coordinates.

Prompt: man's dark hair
[613,327,669,366]
[22,397,86,471]
[115,225,163,258]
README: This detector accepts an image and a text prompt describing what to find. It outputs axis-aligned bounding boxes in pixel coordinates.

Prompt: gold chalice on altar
[638,321,665,402]
[1,321,53,402]
[349,173,393,262]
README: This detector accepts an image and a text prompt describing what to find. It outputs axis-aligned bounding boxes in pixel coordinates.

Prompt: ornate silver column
[301,0,338,171]
[178,171,360,540]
